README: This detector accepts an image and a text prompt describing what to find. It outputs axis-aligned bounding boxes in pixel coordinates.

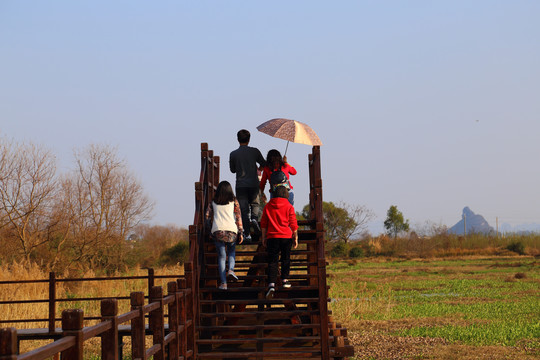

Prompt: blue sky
[1,1,539,233]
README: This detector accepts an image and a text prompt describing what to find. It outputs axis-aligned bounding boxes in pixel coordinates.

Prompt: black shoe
[265,287,275,299]
[251,219,261,235]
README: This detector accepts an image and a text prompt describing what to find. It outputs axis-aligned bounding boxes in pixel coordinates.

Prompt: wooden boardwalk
[0,143,353,360]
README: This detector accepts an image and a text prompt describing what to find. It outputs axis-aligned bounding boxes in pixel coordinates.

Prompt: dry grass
[1,262,184,353]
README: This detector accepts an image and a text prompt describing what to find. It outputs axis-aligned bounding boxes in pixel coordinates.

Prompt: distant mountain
[500,222,540,234]
[449,207,494,235]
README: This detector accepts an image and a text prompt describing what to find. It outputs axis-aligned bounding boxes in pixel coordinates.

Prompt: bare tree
[63,144,154,270]
[0,139,57,261]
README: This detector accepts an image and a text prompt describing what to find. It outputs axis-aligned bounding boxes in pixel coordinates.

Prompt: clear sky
[1,1,539,234]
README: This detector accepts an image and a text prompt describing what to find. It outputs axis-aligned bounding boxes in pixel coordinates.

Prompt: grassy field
[2,256,539,359]
[327,256,540,359]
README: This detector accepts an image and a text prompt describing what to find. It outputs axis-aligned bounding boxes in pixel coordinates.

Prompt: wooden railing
[308,145,331,359]
[0,280,194,360]
[183,143,220,359]
[0,268,179,331]
[0,144,218,360]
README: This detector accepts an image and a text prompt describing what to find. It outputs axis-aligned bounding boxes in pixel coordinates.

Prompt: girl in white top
[205,181,243,290]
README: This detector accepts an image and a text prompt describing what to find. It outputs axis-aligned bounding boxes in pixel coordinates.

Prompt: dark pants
[236,186,260,234]
[266,237,292,285]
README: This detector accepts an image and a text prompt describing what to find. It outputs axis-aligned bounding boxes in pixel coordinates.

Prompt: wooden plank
[18,337,76,360]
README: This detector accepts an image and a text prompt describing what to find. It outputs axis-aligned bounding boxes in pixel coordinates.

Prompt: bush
[330,242,349,258]
[506,241,525,255]
[159,241,190,266]
[349,246,364,258]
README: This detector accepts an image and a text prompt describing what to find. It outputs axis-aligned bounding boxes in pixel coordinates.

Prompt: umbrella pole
[284,141,289,156]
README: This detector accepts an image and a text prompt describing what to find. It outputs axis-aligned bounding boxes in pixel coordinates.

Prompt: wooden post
[309,146,331,360]
[213,156,220,199]
[130,292,146,360]
[184,263,196,358]
[177,278,188,357]
[49,272,56,333]
[149,286,164,360]
[101,299,119,360]
[0,328,18,360]
[167,282,179,360]
[61,309,84,360]
[147,268,155,299]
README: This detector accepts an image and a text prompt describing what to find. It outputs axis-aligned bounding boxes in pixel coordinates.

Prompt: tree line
[0,139,188,274]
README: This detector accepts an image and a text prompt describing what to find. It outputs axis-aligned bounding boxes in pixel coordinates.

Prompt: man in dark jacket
[229,129,266,242]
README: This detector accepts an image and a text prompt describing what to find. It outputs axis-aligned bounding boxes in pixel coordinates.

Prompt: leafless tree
[0,139,57,261]
[414,220,448,238]
[62,144,154,270]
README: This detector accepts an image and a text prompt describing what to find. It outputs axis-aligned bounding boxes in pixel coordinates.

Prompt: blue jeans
[215,240,236,284]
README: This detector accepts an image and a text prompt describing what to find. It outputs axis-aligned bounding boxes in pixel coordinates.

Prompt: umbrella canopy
[256,118,323,146]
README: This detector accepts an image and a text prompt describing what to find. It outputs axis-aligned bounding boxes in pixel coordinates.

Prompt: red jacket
[260,197,299,239]
[259,163,297,192]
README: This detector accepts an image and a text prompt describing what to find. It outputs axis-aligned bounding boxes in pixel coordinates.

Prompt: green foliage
[301,201,359,242]
[329,242,349,258]
[328,257,540,347]
[158,241,189,266]
[506,241,525,255]
[348,246,364,258]
[383,205,410,238]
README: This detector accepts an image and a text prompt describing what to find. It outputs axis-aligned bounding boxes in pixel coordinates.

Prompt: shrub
[330,242,349,258]
[506,241,525,255]
[159,241,190,266]
[349,246,364,258]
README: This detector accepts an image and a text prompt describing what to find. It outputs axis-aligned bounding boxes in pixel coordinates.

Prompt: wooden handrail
[0,282,193,360]
[0,268,182,329]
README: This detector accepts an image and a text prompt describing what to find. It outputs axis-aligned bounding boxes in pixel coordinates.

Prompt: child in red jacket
[260,186,298,299]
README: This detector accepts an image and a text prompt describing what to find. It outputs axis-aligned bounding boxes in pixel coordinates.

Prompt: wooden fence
[0,268,179,331]
[0,280,194,360]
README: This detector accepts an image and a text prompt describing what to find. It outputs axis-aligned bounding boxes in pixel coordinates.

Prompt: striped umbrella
[256,118,322,155]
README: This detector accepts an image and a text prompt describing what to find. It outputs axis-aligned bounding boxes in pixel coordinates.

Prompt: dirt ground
[348,326,539,360]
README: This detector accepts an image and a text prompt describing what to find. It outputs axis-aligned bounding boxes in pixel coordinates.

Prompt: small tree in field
[301,201,374,243]
[384,205,409,238]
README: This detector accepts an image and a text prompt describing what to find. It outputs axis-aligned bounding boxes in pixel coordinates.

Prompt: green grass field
[327,256,539,359]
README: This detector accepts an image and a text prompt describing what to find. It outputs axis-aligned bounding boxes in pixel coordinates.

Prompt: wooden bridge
[0,143,354,360]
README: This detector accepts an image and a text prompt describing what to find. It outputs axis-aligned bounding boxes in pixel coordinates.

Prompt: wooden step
[205,249,316,257]
[197,324,320,332]
[196,350,322,359]
[200,309,319,319]
[199,297,321,305]
[199,285,320,293]
[197,336,321,345]
[200,274,317,281]
[205,260,317,269]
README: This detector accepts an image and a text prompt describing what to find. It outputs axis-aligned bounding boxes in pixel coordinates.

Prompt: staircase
[187,144,354,359]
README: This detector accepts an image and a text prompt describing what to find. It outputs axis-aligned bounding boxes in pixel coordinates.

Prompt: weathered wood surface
[0,143,353,359]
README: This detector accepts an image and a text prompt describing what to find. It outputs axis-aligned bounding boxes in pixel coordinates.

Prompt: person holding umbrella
[259,149,297,205]
[229,129,266,242]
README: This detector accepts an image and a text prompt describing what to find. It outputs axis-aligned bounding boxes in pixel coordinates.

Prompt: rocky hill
[449,207,494,235]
